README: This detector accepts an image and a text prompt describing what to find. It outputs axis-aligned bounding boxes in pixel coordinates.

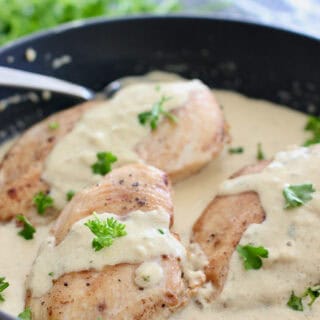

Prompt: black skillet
[0,15,320,319]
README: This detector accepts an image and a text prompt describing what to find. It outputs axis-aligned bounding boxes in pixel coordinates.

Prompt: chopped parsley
[138,96,178,131]
[237,244,269,270]
[16,214,36,240]
[256,143,265,160]
[18,307,32,320]
[287,291,303,311]
[303,116,320,146]
[91,152,117,176]
[283,184,315,209]
[85,213,127,251]
[33,191,54,215]
[287,285,320,311]
[66,190,75,201]
[48,272,54,277]
[158,229,164,234]
[142,275,150,282]
[304,285,320,307]
[48,121,59,130]
[228,146,244,154]
[0,277,9,302]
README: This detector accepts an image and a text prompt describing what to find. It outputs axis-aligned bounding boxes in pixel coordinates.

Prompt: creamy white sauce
[28,209,185,298]
[0,223,51,315]
[183,243,208,290]
[172,90,309,245]
[0,80,313,318]
[205,146,320,319]
[135,261,164,288]
[42,80,204,209]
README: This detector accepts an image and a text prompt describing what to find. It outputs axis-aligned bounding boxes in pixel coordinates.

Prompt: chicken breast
[26,164,188,320]
[0,80,228,223]
[192,160,270,296]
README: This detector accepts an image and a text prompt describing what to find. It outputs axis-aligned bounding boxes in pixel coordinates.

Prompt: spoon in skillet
[0,66,121,100]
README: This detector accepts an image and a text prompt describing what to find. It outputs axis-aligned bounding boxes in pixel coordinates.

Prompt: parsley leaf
[287,291,303,311]
[228,147,244,154]
[283,184,315,209]
[85,213,127,251]
[91,152,117,176]
[287,285,320,311]
[66,190,75,201]
[158,229,164,234]
[303,116,320,146]
[16,214,36,240]
[33,191,54,215]
[0,277,9,302]
[257,143,265,160]
[142,275,150,282]
[48,272,54,277]
[138,96,178,131]
[48,121,59,130]
[237,244,269,270]
[18,307,32,320]
[303,285,320,307]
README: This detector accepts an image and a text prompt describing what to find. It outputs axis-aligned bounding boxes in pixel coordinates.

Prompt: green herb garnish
[18,307,32,320]
[228,147,244,154]
[303,116,320,146]
[33,191,54,215]
[287,285,320,311]
[91,152,117,176]
[16,214,36,240]
[48,272,54,277]
[257,143,265,160]
[283,184,315,209]
[66,190,75,201]
[237,244,269,270]
[158,229,164,234]
[48,121,59,130]
[138,96,178,130]
[142,275,150,282]
[304,285,320,307]
[85,213,127,251]
[287,291,303,311]
[0,277,9,302]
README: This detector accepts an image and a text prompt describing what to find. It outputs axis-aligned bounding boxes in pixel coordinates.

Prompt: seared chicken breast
[192,160,270,296]
[26,164,188,320]
[0,81,228,223]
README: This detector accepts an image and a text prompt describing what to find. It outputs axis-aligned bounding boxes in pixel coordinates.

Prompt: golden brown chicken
[192,160,270,296]
[26,164,188,320]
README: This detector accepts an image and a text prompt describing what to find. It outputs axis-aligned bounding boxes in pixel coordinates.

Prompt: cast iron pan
[0,15,319,319]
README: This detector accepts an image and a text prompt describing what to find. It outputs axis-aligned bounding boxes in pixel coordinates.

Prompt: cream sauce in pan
[0,85,314,318]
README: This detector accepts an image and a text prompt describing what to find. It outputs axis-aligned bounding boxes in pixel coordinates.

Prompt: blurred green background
[0,0,183,45]
[0,0,319,46]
